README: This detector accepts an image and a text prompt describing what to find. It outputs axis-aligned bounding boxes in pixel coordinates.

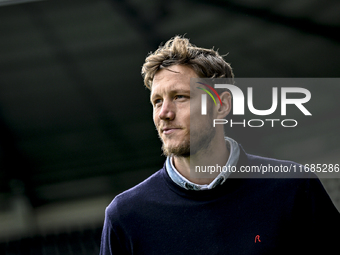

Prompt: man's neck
[173,135,230,185]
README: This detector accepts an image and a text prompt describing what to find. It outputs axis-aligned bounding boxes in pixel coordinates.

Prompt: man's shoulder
[105,168,165,217]
[241,151,334,209]
[240,147,314,179]
[246,152,300,167]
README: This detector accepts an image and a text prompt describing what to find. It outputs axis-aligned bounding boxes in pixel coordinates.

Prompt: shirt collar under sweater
[166,137,240,191]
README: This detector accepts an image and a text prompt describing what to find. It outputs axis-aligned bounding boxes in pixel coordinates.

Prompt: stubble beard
[159,120,216,158]
[161,135,190,157]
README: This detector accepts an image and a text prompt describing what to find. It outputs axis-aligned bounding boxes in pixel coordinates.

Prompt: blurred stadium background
[0,0,339,254]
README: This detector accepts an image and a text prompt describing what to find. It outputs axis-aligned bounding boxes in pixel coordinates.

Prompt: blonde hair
[141,36,234,90]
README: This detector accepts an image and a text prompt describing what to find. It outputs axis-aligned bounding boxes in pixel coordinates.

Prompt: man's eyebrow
[150,93,158,103]
[150,89,190,101]
[171,89,191,94]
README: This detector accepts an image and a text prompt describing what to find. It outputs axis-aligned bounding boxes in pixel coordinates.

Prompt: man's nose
[158,100,175,120]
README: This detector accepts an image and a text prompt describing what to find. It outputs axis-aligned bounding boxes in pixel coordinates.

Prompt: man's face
[151,65,215,157]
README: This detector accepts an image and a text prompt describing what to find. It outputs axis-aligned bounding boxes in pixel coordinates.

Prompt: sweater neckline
[160,144,250,200]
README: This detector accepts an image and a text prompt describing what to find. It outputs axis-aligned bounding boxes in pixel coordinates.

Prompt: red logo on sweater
[255,235,261,243]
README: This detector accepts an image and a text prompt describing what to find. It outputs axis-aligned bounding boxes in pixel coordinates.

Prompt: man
[100,36,339,254]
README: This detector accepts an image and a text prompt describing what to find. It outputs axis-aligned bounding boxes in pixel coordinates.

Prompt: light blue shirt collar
[166,137,240,191]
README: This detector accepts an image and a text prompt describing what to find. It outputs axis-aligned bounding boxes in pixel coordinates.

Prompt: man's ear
[216,91,232,119]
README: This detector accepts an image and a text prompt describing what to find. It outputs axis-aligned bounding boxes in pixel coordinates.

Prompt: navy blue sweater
[100,147,340,254]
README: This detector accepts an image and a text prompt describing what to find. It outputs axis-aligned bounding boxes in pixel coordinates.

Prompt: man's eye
[153,99,162,106]
[175,95,185,100]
